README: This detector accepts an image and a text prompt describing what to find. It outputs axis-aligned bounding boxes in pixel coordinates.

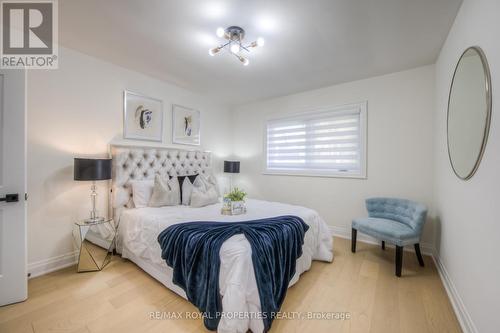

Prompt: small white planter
[230,201,246,215]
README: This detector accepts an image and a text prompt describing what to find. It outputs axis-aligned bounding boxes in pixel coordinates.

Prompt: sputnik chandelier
[208,26,265,66]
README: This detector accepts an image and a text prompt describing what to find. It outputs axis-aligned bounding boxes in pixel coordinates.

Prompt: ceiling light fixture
[208,26,264,66]
[230,43,240,54]
[216,27,225,38]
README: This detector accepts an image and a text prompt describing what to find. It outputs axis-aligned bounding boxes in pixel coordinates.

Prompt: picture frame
[172,104,201,146]
[230,201,246,215]
[123,90,164,142]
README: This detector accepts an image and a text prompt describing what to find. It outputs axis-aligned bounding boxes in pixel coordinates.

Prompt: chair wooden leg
[395,246,403,277]
[381,241,385,250]
[414,243,424,267]
[351,228,357,253]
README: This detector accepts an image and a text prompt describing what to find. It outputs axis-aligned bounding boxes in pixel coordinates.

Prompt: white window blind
[265,102,367,178]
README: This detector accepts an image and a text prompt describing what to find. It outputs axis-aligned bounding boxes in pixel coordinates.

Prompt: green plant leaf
[225,187,247,201]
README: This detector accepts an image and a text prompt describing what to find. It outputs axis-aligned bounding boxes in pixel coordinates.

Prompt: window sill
[262,170,367,179]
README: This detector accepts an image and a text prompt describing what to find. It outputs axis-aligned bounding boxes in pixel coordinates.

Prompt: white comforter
[117,199,333,333]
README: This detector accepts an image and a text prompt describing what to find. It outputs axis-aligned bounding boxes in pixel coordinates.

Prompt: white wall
[26,47,232,273]
[232,65,436,245]
[434,0,500,332]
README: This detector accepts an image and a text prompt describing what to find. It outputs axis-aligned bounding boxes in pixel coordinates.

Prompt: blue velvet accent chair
[351,198,428,277]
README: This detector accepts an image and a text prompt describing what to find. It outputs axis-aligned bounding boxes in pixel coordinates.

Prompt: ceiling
[59,0,462,106]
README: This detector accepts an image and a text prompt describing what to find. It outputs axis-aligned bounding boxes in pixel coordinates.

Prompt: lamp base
[86,182,104,224]
[84,216,105,224]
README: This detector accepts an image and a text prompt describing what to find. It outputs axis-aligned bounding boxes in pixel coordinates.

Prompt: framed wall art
[172,104,201,146]
[123,90,163,142]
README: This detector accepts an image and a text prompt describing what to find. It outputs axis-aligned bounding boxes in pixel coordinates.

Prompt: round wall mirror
[447,46,492,180]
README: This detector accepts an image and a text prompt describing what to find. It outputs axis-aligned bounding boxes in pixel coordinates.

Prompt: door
[0,69,27,306]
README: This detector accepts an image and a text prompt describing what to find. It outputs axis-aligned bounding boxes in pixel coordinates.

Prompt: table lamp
[74,158,112,223]
[223,160,240,191]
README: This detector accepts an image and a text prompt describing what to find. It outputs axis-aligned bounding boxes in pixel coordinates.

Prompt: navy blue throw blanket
[157,215,309,331]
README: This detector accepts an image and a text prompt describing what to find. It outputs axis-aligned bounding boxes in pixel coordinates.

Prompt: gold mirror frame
[447,46,492,180]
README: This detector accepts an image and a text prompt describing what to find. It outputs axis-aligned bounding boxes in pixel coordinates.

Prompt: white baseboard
[329,225,434,255]
[28,250,79,279]
[329,225,476,333]
[431,252,478,333]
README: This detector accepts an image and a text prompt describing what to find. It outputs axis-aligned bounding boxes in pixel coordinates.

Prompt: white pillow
[182,176,205,206]
[201,174,220,197]
[189,175,219,208]
[190,186,219,208]
[131,180,154,208]
[194,175,207,190]
[148,175,181,207]
[181,177,193,205]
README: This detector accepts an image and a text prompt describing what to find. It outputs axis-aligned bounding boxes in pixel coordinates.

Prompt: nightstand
[73,219,116,272]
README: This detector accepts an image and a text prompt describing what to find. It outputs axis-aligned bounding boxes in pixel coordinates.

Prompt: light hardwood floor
[0,237,461,333]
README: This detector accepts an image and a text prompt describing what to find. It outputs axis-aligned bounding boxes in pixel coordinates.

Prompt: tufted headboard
[110,144,212,221]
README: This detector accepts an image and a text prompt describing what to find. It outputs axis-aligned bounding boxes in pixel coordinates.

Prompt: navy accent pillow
[177,174,198,202]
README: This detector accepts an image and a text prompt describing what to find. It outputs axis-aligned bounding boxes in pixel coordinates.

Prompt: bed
[110,145,333,333]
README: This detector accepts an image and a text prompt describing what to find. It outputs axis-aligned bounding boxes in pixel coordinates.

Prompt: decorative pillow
[182,177,193,206]
[131,180,154,208]
[201,174,220,197]
[182,176,205,206]
[190,186,218,208]
[178,174,198,203]
[148,175,181,207]
[189,174,218,208]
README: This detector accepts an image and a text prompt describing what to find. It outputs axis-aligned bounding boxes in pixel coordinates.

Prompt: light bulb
[238,56,249,66]
[230,43,240,54]
[256,37,265,47]
[216,27,225,38]
[208,47,220,56]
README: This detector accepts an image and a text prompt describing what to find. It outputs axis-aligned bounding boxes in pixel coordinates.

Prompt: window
[265,102,367,178]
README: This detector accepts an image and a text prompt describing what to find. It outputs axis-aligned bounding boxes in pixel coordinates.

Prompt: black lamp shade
[224,160,240,173]
[74,158,112,181]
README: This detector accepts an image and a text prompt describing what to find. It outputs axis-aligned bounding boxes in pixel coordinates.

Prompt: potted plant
[224,187,247,215]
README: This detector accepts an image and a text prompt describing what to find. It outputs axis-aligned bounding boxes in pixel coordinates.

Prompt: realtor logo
[1,0,58,69]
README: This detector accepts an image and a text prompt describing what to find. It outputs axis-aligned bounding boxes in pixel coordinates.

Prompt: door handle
[0,193,19,202]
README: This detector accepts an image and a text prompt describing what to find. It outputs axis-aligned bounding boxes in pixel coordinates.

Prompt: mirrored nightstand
[73,219,116,272]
